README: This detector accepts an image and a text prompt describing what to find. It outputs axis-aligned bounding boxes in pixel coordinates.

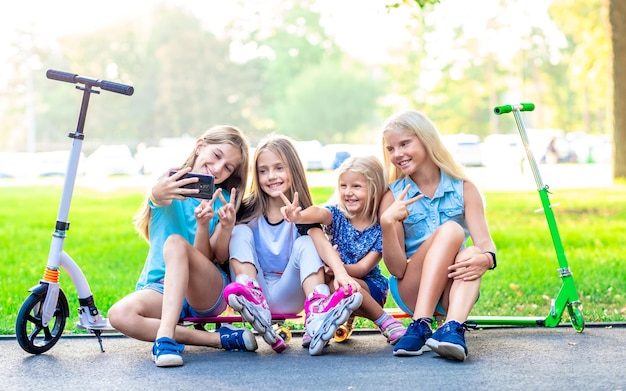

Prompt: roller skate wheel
[271,338,287,353]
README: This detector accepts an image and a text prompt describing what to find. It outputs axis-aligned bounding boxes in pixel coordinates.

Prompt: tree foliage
[274,60,383,143]
[609,0,626,180]
[0,0,621,181]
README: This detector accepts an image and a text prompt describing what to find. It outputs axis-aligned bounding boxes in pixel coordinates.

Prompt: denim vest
[389,170,468,257]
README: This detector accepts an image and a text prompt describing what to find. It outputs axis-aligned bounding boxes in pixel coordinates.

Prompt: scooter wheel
[16,289,69,354]
[568,303,585,333]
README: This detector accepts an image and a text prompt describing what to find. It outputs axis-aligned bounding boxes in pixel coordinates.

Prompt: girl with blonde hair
[281,155,407,346]
[379,110,496,361]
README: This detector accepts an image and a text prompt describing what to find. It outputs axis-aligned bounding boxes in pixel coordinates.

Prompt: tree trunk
[610,0,626,180]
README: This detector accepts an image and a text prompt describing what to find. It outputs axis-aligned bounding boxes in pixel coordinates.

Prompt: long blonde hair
[239,134,313,224]
[380,110,468,183]
[134,125,249,241]
[333,155,386,228]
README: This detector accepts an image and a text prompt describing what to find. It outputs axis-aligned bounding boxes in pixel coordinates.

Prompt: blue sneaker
[218,324,258,352]
[426,320,476,361]
[152,337,185,367]
[393,318,432,356]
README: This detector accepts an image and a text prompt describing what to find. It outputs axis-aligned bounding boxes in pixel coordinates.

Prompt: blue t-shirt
[324,205,388,295]
[135,194,227,290]
[389,170,469,257]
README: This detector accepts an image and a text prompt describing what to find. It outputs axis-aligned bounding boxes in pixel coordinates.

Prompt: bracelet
[484,251,497,270]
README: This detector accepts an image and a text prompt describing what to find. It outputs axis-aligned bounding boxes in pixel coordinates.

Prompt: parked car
[0,152,34,179]
[566,132,612,164]
[85,144,140,177]
[441,134,483,167]
[34,150,87,177]
[294,140,325,171]
[322,144,352,170]
[139,145,190,177]
[482,134,525,169]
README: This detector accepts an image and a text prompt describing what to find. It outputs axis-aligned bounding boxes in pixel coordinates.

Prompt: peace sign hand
[279,192,302,223]
[216,188,237,230]
[195,187,221,227]
[380,185,423,225]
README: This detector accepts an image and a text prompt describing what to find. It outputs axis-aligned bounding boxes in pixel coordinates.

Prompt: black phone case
[169,171,215,199]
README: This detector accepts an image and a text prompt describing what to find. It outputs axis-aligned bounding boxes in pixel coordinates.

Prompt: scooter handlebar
[46,69,134,96]
[493,103,535,115]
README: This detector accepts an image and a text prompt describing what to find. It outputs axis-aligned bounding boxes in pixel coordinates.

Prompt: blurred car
[332,151,351,169]
[322,144,352,170]
[482,134,525,169]
[34,150,87,177]
[294,140,325,171]
[566,132,612,164]
[0,152,35,179]
[85,144,140,177]
[140,145,190,177]
[539,136,577,164]
[441,134,483,167]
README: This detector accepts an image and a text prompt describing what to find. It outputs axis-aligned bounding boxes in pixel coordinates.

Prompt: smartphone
[169,170,215,199]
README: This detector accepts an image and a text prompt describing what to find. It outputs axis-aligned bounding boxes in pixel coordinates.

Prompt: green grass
[1,184,624,334]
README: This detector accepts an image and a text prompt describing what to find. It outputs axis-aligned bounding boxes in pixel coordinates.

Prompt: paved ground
[2,324,625,391]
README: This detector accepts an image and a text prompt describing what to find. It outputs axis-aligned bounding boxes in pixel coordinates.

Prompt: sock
[374,312,392,328]
[308,284,330,300]
[236,273,259,288]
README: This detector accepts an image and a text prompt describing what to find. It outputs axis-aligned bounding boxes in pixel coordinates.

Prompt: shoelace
[457,320,478,333]
[406,317,432,335]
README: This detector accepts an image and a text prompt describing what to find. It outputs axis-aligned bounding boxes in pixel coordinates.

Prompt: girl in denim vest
[379,110,497,362]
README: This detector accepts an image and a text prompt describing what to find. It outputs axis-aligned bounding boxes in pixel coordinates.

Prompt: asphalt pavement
[2,324,625,391]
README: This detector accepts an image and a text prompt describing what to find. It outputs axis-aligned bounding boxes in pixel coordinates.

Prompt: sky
[1,0,564,90]
[0,0,413,67]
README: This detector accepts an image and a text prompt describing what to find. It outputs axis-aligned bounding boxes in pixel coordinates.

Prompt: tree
[549,0,611,135]
[610,0,626,180]
[25,5,265,150]
[274,60,383,143]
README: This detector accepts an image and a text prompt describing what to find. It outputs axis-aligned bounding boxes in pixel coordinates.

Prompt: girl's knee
[163,234,187,253]
[440,220,465,238]
[163,234,189,262]
[293,235,316,252]
[108,301,131,330]
[457,245,480,260]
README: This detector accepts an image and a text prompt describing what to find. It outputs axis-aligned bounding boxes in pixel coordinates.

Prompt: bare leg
[329,278,384,321]
[398,221,465,320]
[230,258,258,280]
[108,289,221,347]
[445,246,482,322]
[157,235,225,345]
